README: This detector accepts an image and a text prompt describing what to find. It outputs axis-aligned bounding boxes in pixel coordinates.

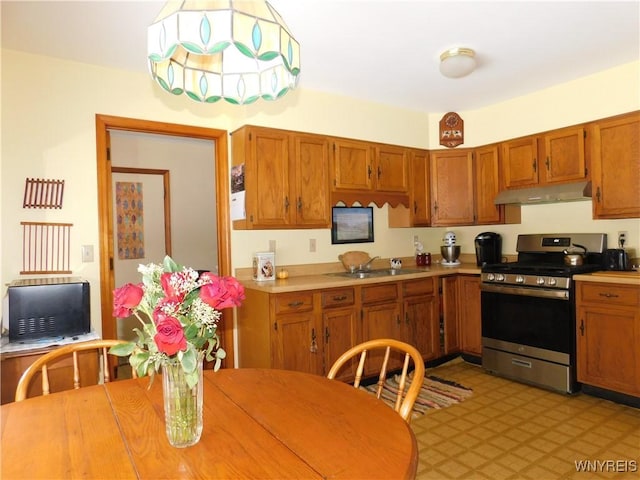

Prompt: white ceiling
[2,1,639,112]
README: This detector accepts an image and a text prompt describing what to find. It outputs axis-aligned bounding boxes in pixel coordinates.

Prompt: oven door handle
[481,283,569,300]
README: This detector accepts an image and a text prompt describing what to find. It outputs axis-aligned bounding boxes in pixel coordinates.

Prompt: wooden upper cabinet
[232,126,330,229]
[474,144,502,225]
[589,111,640,219]
[374,144,409,192]
[541,127,587,184]
[331,138,374,191]
[501,135,539,188]
[292,134,331,227]
[430,149,475,226]
[409,149,430,226]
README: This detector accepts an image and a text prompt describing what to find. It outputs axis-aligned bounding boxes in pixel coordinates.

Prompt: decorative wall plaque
[439,112,464,148]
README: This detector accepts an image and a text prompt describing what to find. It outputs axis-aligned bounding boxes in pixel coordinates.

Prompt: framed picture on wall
[331,207,374,244]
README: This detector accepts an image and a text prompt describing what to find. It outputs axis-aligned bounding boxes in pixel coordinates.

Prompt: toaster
[603,249,630,271]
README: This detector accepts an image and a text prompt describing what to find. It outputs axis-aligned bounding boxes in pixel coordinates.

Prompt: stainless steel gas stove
[480,233,607,393]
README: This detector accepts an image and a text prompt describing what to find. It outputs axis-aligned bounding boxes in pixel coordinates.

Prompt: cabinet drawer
[274,292,314,314]
[361,283,399,304]
[578,282,639,307]
[321,288,355,308]
[403,278,435,297]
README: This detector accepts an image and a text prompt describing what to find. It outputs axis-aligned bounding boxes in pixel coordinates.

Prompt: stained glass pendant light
[148,0,301,104]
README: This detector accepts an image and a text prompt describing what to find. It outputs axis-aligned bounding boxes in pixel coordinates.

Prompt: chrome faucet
[359,256,380,271]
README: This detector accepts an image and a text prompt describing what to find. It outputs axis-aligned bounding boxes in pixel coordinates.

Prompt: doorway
[95,115,234,365]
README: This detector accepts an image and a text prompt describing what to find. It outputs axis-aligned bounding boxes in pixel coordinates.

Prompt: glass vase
[161,357,203,448]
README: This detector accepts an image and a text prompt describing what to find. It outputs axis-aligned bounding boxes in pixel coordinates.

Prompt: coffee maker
[474,232,502,266]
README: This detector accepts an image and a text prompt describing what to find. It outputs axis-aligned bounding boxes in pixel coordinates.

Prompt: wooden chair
[327,338,425,423]
[14,339,136,402]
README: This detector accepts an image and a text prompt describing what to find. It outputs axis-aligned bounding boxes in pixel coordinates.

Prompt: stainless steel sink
[325,268,423,279]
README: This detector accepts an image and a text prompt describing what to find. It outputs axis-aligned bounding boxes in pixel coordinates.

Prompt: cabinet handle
[413,201,418,214]
[297,197,302,211]
[377,166,382,179]
[434,202,439,212]
[396,314,401,326]
[325,327,330,343]
[284,196,290,211]
[288,300,304,307]
[532,159,537,172]
[367,165,372,179]
[595,186,601,203]
[332,295,347,301]
[310,328,318,353]
[405,312,409,325]
[579,319,584,336]
[545,156,550,170]
[598,292,619,298]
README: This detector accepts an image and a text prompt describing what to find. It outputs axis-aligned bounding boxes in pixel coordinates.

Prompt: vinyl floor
[410,359,640,480]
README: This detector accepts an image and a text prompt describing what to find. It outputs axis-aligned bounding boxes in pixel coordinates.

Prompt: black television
[7,277,90,342]
[331,206,374,244]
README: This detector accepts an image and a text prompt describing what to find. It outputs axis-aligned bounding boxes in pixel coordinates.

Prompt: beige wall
[1,48,639,336]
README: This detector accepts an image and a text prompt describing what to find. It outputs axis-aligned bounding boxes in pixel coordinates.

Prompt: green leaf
[180,348,197,374]
[185,369,199,389]
[163,255,181,273]
[109,342,135,356]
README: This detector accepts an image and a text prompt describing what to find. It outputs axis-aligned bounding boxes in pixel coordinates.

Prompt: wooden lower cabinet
[237,276,452,380]
[457,275,482,356]
[575,281,640,397]
[1,347,99,404]
[440,276,460,355]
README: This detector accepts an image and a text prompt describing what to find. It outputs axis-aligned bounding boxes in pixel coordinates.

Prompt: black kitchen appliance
[474,232,502,266]
[480,233,606,394]
[6,277,90,342]
[603,248,629,271]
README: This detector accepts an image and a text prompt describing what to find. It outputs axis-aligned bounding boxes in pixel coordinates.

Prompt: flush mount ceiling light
[439,47,476,79]
[148,0,301,105]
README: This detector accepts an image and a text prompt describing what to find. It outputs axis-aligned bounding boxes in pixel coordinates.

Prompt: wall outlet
[413,235,419,246]
[268,240,276,252]
[309,238,316,252]
[618,231,628,248]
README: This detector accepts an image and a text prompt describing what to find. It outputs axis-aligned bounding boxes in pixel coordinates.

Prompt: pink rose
[113,283,144,318]
[154,316,187,356]
[200,276,245,310]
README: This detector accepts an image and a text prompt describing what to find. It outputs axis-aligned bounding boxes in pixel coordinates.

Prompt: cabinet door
[541,127,587,184]
[430,150,475,226]
[322,307,358,381]
[502,136,539,188]
[474,145,502,225]
[272,313,320,375]
[441,276,459,355]
[375,145,409,193]
[577,305,639,396]
[361,302,404,375]
[331,138,374,191]
[458,275,482,356]
[404,295,439,361]
[590,112,640,219]
[246,128,292,227]
[292,134,331,227]
[409,149,430,226]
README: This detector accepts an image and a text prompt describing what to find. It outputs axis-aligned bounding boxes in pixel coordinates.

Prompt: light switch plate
[81,245,94,263]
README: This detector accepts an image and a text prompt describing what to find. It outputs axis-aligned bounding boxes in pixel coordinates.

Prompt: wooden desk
[1,368,418,479]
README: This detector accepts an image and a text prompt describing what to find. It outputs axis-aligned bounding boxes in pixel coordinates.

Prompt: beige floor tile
[411,360,640,480]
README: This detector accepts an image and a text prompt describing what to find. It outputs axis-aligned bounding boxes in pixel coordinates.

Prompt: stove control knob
[487,273,495,281]
[515,275,524,283]
[548,278,557,286]
[537,277,545,285]
[496,274,505,282]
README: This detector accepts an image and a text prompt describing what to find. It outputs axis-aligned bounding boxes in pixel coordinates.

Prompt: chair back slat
[15,339,138,402]
[327,338,425,424]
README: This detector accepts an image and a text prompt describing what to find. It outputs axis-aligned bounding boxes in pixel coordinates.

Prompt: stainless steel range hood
[494,181,592,205]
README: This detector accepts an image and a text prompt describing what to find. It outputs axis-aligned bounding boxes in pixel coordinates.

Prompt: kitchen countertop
[238,261,482,293]
[574,270,640,286]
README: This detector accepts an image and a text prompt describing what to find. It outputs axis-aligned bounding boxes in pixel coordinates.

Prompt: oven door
[481,283,573,359]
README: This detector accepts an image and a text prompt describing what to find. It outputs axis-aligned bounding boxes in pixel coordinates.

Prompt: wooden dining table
[1,368,418,479]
